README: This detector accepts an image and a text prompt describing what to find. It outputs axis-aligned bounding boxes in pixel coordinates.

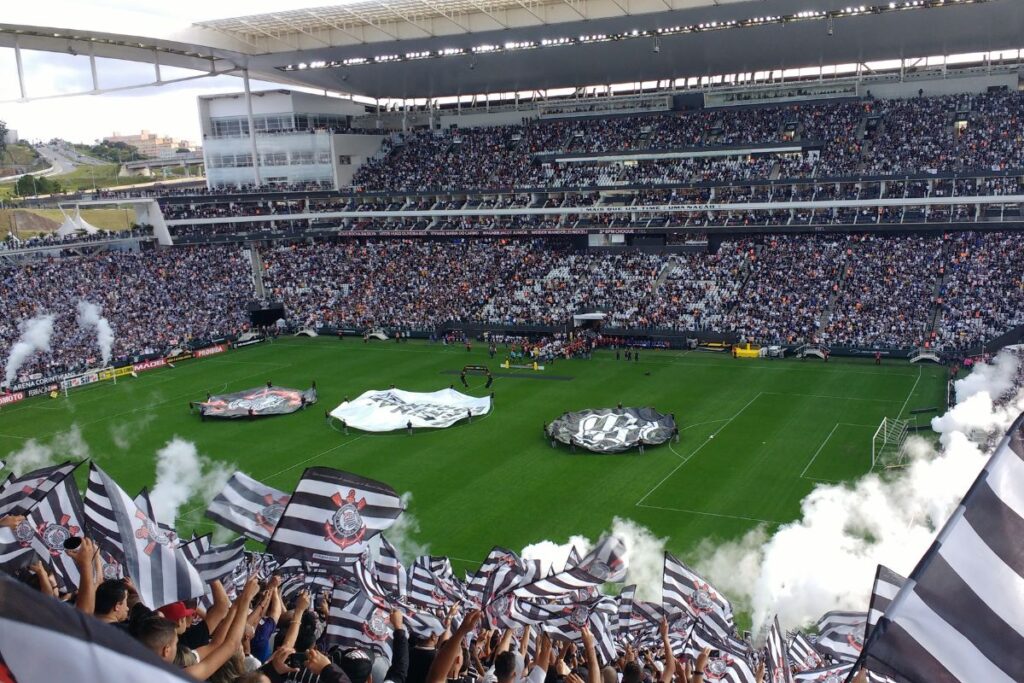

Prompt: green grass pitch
[0,338,946,574]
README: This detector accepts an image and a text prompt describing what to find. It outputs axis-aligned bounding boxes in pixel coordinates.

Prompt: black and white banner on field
[329,388,491,432]
[194,385,318,419]
[546,408,677,453]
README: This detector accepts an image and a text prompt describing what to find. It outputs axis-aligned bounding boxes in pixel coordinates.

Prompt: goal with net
[872,417,910,469]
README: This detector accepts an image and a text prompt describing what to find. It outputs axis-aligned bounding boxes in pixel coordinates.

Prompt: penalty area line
[635,392,762,506]
[635,503,783,526]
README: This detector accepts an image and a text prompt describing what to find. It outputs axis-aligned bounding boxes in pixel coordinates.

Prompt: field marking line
[681,419,730,431]
[635,392,763,506]
[802,476,842,484]
[635,503,783,525]
[0,432,28,441]
[761,391,900,404]
[896,366,923,419]
[800,423,840,478]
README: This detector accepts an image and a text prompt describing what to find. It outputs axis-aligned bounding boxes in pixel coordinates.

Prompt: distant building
[197,90,385,190]
[3,130,18,145]
[104,130,197,159]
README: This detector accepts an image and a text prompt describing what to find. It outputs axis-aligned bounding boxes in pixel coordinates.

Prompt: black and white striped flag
[0,577,194,682]
[266,467,404,565]
[191,536,246,583]
[788,632,824,673]
[663,552,735,641]
[374,536,407,600]
[133,488,178,542]
[0,529,33,571]
[21,468,87,591]
[814,612,866,663]
[408,555,463,608]
[864,566,906,642]
[180,534,212,567]
[205,472,290,543]
[683,622,757,683]
[514,565,604,600]
[522,595,619,663]
[767,616,794,683]
[84,463,204,609]
[579,535,628,583]
[326,587,395,659]
[0,462,76,516]
[857,415,1024,683]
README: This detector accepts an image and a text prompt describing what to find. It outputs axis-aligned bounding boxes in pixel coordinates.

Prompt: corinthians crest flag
[205,472,290,543]
[547,408,676,453]
[84,463,204,609]
[267,467,404,565]
[195,385,317,419]
[663,552,735,642]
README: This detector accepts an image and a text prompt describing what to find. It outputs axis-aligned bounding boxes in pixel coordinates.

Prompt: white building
[197,90,387,190]
[3,129,17,145]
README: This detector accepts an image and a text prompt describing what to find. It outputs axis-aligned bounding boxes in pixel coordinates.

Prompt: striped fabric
[813,611,866,663]
[84,463,204,609]
[683,622,756,683]
[514,565,604,600]
[190,536,246,583]
[865,566,906,642]
[326,588,395,660]
[579,534,628,582]
[133,488,178,540]
[408,555,463,608]
[0,462,76,516]
[205,472,290,543]
[788,632,824,673]
[663,552,735,641]
[266,467,404,565]
[374,536,407,600]
[767,616,794,683]
[24,469,87,591]
[860,415,1024,683]
[180,534,212,567]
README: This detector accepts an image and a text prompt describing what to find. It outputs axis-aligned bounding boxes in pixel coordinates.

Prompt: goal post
[872,417,910,469]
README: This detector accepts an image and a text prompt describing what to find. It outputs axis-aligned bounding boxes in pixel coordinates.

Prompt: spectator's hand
[754,661,764,683]
[295,590,311,613]
[66,537,97,570]
[306,647,332,674]
[0,515,25,529]
[694,647,711,675]
[390,608,405,630]
[270,646,299,675]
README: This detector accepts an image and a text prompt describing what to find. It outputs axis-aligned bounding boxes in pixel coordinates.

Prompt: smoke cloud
[4,424,90,476]
[149,438,233,526]
[697,349,1024,632]
[76,301,114,365]
[4,315,55,387]
[382,492,430,563]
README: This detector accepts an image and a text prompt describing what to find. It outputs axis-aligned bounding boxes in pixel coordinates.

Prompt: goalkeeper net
[872,417,910,469]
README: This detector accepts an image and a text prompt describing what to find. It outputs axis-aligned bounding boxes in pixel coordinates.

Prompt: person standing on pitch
[407,420,413,436]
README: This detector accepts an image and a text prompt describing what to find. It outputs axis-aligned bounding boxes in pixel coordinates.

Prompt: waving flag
[521,595,618,663]
[84,463,204,608]
[864,566,906,642]
[0,578,194,682]
[408,555,463,608]
[813,612,866,663]
[0,462,76,516]
[663,552,735,641]
[133,488,178,541]
[766,616,794,683]
[326,588,396,660]
[683,623,756,683]
[20,467,87,590]
[191,537,247,583]
[579,535,628,582]
[205,472,290,543]
[788,632,824,673]
[858,415,1024,683]
[267,468,404,565]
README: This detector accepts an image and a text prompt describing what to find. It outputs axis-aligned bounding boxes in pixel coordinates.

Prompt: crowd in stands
[0,246,252,382]
[1,229,1022,384]
[349,91,1024,192]
[0,227,152,252]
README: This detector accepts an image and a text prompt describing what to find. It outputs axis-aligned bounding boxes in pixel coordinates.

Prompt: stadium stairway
[247,247,267,299]
[817,248,850,331]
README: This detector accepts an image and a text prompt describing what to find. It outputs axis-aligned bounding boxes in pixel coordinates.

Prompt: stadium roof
[1,0,1022,100]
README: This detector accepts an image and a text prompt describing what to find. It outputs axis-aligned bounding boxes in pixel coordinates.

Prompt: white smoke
[149,438,233,526]
[76,301,114,365]
[4,314,55,387]
[108,413,156,451]
[4,424,90,476]
[698,350,1024,632]
[382,492,430,563]
[521,517,668,600]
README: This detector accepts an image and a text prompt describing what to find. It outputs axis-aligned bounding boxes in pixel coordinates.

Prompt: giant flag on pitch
[857,414,1024,683]
[84,463,204,608]
[267,468,404,565]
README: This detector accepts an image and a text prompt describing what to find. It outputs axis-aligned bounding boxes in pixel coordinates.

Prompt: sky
[0,1,339,144]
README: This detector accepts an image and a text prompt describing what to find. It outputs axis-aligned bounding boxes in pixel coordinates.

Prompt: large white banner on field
[329,388,491,432]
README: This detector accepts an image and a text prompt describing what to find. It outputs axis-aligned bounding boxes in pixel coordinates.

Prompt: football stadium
[0,1,1023,682]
